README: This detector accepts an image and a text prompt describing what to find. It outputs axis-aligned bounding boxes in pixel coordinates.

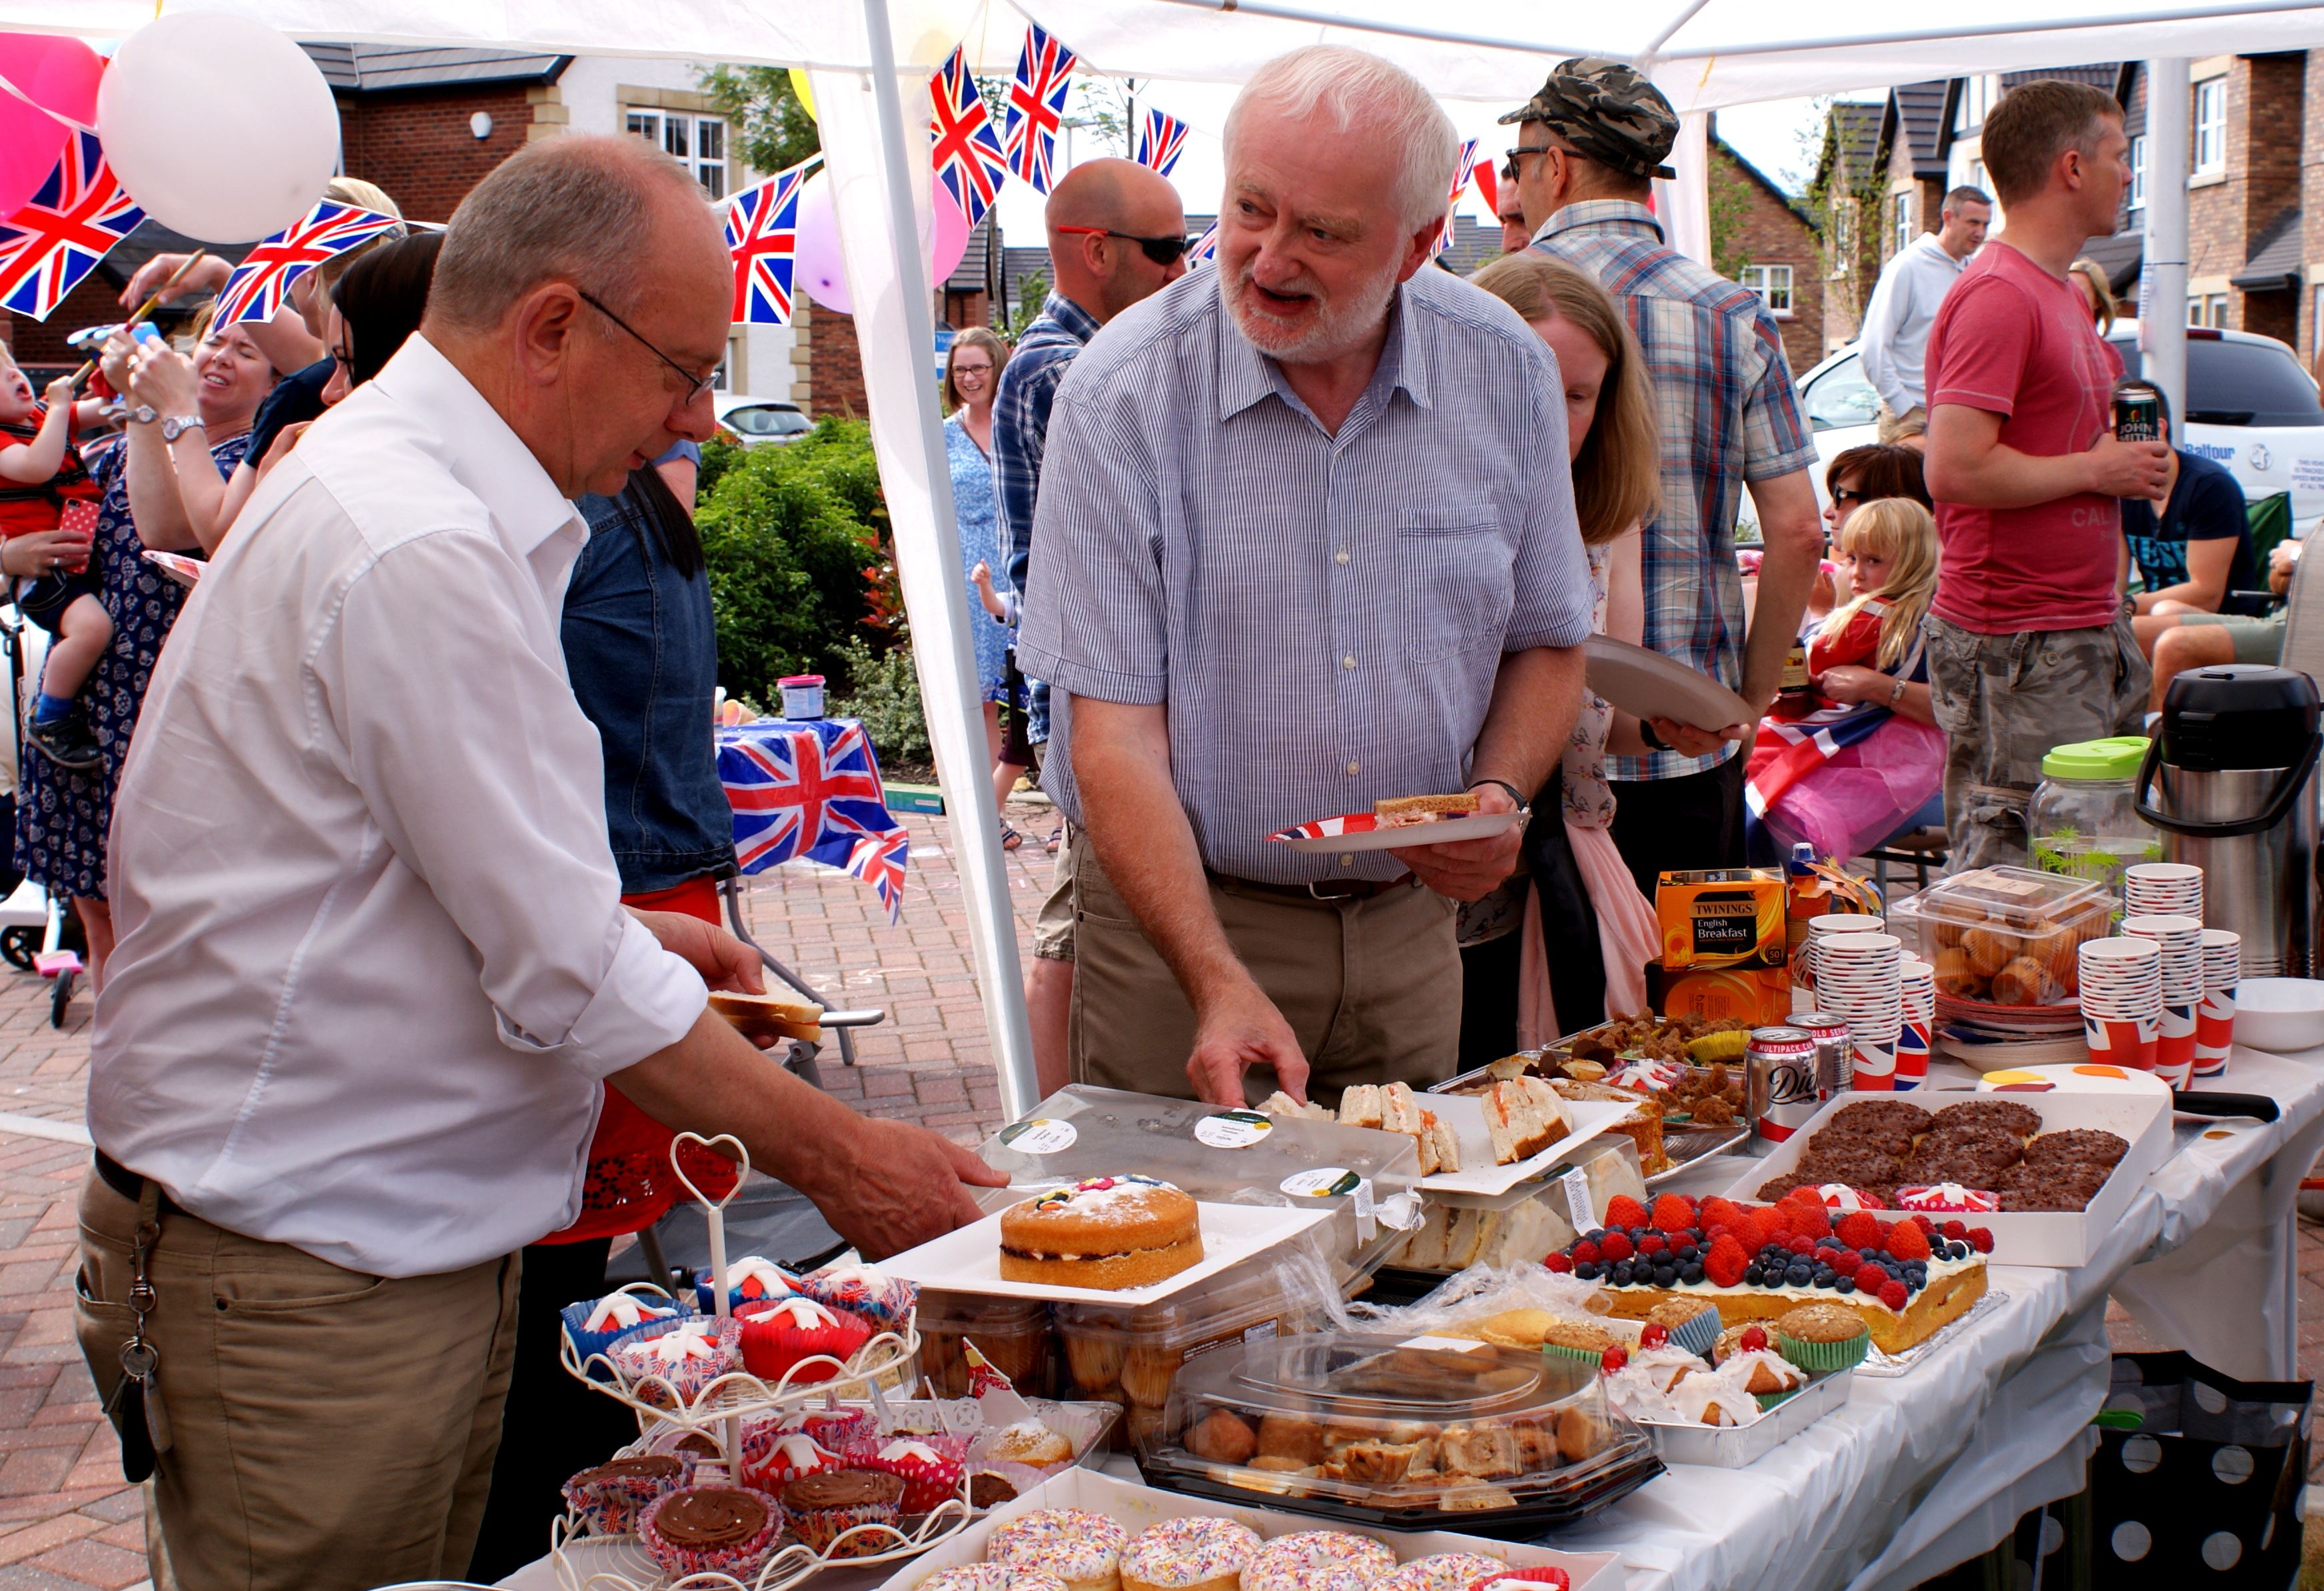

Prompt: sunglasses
[1053,224,1191,265]
[577,287,719,404]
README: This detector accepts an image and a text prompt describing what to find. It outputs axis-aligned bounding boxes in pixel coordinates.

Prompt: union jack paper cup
[1895,958,1935,1090]
[2084,1008,2161,1071]
[1848,1030,1899,1090]
[2123,863,2204,920]
[2197,928,2241,1078]
[1803,914,1885,996]
[2079,937,2162,1071]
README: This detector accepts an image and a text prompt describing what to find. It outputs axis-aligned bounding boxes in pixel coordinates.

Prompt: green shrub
[696,431,877,700]
[830,636,929,765]
[696,435,745,501]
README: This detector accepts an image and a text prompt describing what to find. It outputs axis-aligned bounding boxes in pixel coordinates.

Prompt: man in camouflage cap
[1509,57,1825,893]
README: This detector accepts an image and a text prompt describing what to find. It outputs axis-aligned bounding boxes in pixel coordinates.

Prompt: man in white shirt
[77,135,1004,1590]
[1857,185,1992,443]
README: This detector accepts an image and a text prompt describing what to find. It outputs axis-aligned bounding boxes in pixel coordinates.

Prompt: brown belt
[1209,872,1419,905]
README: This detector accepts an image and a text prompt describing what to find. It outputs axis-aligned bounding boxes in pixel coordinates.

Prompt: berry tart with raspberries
[1543,1190,1990,1356]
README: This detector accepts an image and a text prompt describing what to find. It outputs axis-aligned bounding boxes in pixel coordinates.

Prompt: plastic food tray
[1631,1367,1853,1468]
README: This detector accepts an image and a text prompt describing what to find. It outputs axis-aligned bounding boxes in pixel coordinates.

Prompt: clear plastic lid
[1899,866,2111,933]
[1140,1332,1649,1516]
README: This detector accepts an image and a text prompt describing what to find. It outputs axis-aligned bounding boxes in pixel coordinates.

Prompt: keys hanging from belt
[101,1179,169,1481]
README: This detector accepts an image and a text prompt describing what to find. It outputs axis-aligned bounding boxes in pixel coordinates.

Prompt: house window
[2189,292,2229,328]
[2195,79,2226,175]
[2129,134,2147,209]
[1953,75,1996,134]
[1893,191,1914,255]
[627,109,729,199]
[1742,263,1794,315]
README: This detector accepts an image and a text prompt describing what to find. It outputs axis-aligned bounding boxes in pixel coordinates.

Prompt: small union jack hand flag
[725,162,808,325]
[0,130,144,322]
[930,46,1009,228]
[1437,139,1478,253]
[1001,23,1077,194]
[719,719,912,920]
[1470,151,1501,221]
[1133,107,1189,178]
[214,201,401,327]
[1187,217,1219,267]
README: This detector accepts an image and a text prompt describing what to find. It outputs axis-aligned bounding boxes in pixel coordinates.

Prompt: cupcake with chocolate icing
[782,1468,906,1557]
[561,1454,689,1535]
[637,1484,783,1580]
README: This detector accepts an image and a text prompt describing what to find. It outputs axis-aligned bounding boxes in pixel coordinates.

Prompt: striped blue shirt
[1017,265,1594,884]
[995,291,1101,596]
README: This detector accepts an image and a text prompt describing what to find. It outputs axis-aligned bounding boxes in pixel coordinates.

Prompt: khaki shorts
[2179,610,2287,665]
[1031,819,1077,962]
[1067,828,1461,1104]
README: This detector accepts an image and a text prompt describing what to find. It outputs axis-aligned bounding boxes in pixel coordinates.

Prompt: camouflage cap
[1499,57,1679,182]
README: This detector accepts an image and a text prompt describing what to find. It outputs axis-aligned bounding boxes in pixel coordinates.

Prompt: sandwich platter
[879,1201,1334,1306]
[1583,634,1752,731]
[1416,1094,1641,1196]
[1270,810,1527,854]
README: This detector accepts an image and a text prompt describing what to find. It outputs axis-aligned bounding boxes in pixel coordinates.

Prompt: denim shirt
[567,476,737,893]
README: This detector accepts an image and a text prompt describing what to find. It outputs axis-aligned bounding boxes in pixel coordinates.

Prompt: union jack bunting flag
[214,201,401,327]
[719,717,911,920]
[1133,107,1189,177]
[725,163,807,325]
[1436,139,1477,253]
[930,47,1008,227]
[1469,153,1500,221]
[1001,23,1077,193]
[1186,218,1219,267]
[0,130,143,321]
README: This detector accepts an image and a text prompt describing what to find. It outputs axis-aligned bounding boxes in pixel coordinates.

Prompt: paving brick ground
[0,798,2319,1585]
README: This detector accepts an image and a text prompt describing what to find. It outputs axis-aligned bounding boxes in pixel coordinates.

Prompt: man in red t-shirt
[1923,79,2171,869]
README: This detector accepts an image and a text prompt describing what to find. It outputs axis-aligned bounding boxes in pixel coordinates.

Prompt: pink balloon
[0,33,103,221]
[793,172,852,316]
[931,189,970,281]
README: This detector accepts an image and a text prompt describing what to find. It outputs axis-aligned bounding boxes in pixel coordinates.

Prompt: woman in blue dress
[15,308,273,982]
[941,327,1031,848]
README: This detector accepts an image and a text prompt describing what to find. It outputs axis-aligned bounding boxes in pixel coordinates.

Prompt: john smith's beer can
[2114,389,2162,443]
[1795,1009,1852,1098]
[1747,1026,1820,1148]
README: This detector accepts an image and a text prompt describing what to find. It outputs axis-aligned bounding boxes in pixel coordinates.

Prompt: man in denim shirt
[1020,47,1590,1106]
[993,157,1187,1092]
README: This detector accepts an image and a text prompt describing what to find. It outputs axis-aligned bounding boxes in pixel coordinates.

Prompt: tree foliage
[697,65,820,175]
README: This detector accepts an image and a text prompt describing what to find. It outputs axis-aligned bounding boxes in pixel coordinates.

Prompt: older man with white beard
[1017,45,1593,1108]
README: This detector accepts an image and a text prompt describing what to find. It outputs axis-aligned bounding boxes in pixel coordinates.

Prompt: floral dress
[15,432,245,901]
[945,412,1011,703]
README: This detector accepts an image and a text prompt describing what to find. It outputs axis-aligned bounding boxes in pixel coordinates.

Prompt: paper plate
[1583,635,1753,731]
[1975,1062,2170,1097]
[1269,809,1526,854]
[141,549,203,588]
[1414,1095,1642,1196]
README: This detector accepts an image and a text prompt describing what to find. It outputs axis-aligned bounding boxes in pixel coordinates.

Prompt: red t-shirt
[1925,241,2122,633]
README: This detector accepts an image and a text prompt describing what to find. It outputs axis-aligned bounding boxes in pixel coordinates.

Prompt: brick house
[1709,134,1825,377]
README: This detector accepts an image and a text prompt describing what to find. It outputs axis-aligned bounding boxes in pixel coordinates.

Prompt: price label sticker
[997,1118,1077,1154]
[1278,1166,1361,1198]
[1557,1166,1596,1233]
[1193,1110,1273,1150]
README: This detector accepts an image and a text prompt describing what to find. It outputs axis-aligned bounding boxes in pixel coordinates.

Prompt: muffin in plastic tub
[917,1290,1057,1399]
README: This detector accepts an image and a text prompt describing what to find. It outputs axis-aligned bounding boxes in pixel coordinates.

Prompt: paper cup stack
[2123,862,2203,920]
[2124,914,2204,1087]
[1896,958,1935,1090]
[1802,914,1884,1000]
[2078,937,2162,1072]
[1815,932,1903,1090]
[2197,927,2241,1079]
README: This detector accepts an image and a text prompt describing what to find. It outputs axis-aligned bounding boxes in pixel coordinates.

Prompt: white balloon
[98,14,340,243]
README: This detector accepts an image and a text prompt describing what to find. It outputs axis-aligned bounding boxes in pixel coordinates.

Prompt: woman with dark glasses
[1822,441,1929,540]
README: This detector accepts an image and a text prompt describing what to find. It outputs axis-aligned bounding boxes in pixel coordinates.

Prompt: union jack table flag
[930,47,1009,227]
[1001,23,1077,193]
[1133,107,1189,177]
[214,200,401,327]
[0,130,143,321]
[1436,139,1477,253]
[719,717,911,920]
[725,162,807,325]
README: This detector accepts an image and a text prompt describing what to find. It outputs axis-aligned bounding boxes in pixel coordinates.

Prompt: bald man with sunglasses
[995,156,1188,1095]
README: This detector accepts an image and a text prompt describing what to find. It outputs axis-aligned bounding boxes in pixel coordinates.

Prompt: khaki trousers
[1067,829,1462,1104]
[73,1171,520,1591]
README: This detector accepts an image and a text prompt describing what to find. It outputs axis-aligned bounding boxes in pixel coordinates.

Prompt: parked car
[713,393,811,447]
[1795,321,2324,534]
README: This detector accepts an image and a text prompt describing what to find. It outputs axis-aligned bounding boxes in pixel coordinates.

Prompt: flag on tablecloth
[931,47,1009,227]
[0,130,142,321]
[725,162,807,325]
[214,201,401,327]
[1133,107,1189,177]
[1436,139,1477,253]
[719,718,910,920]
[1001,23,1077,193]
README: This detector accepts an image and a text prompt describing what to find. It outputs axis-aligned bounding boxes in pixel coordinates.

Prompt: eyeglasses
[1505,144,1558,172]
[329,343,353,373]
[576,287,719,403]
[1053,225,1192,265]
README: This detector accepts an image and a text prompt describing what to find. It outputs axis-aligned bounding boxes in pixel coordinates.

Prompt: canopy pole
[1655,111,1712,267]
[2142,58,2191,425]
[810,6,1041,1122]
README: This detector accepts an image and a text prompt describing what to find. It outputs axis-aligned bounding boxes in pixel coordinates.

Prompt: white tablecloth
[505,1048,2324,1591]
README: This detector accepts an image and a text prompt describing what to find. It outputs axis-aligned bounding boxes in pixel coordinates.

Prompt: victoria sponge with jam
[997,1174,1204,1290]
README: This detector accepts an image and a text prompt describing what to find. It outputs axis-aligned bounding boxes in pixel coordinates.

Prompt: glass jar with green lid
[2027,735,2163,898]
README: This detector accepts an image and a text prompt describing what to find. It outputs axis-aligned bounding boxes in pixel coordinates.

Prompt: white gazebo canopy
[13,0,2321,1114]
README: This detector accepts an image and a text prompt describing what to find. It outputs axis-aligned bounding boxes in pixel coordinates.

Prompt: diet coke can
[1795,1009,1852,1098]
[1747,1026,1820,1148]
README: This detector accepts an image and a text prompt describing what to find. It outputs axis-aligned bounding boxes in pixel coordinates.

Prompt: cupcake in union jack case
[608,1316,740,1409]
[637,1484,784,1581]
[743,1432,843,1493]
[560,1454,691,1536]
[781,1468,906,1558]
[745,1404,871,1468]
[560,1288,689,1380]
[798,1260,919,1332]
[853,1434,968,1513]
[737,1295,874,1384]
[696,1255,802,1314]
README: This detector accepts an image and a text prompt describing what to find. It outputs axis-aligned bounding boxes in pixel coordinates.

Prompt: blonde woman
[2069,257,2117,336]
[943,326,1031,842]
[1465,252,1661,1049]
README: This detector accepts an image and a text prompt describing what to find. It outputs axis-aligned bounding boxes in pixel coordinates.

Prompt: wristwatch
[1888,676,1908,705]
[126,404,157,426]
[1467,777,1529,812]
[1639,719,1673,753]
[160,414,205,443]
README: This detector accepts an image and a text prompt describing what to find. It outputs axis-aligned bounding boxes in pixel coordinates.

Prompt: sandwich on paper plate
[1260,1078,1571,1172]
[1373,792,1479,828]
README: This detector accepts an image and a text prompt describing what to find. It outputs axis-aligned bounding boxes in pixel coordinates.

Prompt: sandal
[1043,825,1064,855]
[1000,823,1025,852]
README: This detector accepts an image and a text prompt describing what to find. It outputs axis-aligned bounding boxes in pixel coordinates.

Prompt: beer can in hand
[1747,1026,1820,1148]
[2114,389,2162,443]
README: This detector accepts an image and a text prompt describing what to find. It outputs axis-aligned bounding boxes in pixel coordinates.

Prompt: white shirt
[91,336,707,1278]
[1857,233,1971,413]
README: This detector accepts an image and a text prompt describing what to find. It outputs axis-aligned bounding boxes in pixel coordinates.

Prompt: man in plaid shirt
[1511,59,1825,892]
